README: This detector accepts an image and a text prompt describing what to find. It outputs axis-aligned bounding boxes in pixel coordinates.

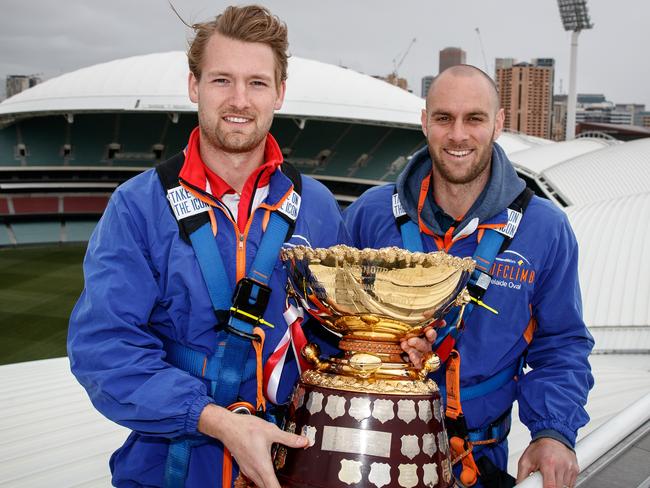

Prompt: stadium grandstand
[1,52,649,487]
[1,51,572,246]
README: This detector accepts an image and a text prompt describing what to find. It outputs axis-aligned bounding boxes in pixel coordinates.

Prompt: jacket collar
[396,142,525,237]
[178,127,289,210]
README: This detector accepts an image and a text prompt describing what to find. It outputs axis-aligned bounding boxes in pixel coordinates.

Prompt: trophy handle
[418,352,442,380]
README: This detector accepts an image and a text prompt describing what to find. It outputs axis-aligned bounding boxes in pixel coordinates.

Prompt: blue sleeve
[343,186,395,249]
[67,190,213,437]
[301,175,352,248]
[516,214,594,447]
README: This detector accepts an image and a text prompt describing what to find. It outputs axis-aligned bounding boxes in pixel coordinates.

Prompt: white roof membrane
[0,52,424,127]
[541,137,650,206]
[508,137,616,176]
[565,191,650,352]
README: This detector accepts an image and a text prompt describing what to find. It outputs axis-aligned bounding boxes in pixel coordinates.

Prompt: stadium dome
[2,50,650,487]
[0,51,423,127]
[508,137,618,178]
[495,131,554,155]
[542,137,650,206]
[566,191,650,353]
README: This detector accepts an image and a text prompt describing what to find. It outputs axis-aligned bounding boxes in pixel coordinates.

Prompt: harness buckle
[223,324,262,342]
[230,277,273,328]
[467,270,492,300]
[445,413,470,441]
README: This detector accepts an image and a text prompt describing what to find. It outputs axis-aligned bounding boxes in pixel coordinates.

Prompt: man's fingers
[424,327,437,343]
[563,459,579,488]
[516,464,532,483]
[408,350,422,368]
[275,430,309,449]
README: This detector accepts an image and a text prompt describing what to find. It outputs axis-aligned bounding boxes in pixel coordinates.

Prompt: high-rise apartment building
[5,75,41,98]
[439,47,466,74]
[552,94,568,141]
[495,59,554,139]
[421,75,434,97]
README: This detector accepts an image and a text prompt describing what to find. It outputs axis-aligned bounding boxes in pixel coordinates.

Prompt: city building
[374,73,409,91]
[495,58,515,70]
[495,58,554,139]
[616,103,646,126]
[575,95,645,127]
[640,112,650,128]
[5,75,41,99]
[439,47,466,74]
[552,94,568,141]
[421,75,434,98]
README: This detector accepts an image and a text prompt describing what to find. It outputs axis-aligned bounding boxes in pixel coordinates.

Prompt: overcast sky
[1,0,648,108]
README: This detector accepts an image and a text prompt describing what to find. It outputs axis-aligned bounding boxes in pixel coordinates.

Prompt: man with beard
[68,6,437,488]
[344,65,594,488]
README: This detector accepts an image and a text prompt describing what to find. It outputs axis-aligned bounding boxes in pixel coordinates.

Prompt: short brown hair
[187,5,289,88]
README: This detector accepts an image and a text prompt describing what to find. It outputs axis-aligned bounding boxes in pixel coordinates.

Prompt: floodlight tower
[557,0,593,139]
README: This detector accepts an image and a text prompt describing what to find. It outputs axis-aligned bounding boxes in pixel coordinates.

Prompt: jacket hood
[396,142,526,236]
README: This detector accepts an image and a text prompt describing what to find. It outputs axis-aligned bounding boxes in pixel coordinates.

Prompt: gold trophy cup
[275,245,475,488]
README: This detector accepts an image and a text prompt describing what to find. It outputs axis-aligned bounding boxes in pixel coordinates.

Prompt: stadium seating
[11,196,59,215]
[283,120,348,168]
[352,129,424,180]
[65,220,98,242]
[269,117,302,155]
[112,113,166,166]
[0,125,20,166]
[20,116,68,166]
[68,114,115,166]
[11,222,61,244]
[63,196,109,214]
[162,114,198,158]
[324,124,390,177]
[0,225,11,245]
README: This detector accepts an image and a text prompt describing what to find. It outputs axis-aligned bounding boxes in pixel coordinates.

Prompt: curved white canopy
[508,137,617,177]
[542,137,650,206]
[565,191,650,353]
[0,51,424,127]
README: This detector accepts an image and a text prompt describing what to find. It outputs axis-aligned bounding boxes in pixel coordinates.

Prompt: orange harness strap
[222,327,266,487]
[445,350,480,487]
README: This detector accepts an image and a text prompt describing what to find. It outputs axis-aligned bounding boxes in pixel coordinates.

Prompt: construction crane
[474,28,489,73]
[392,37,417,76]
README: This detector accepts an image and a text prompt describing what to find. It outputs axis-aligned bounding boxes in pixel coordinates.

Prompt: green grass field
[0,244,86,365]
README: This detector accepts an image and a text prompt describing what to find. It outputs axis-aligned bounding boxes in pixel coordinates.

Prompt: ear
[420,108,428,137]
[188,72,199,104]
[274,80,286,111]
[493,108,505,140]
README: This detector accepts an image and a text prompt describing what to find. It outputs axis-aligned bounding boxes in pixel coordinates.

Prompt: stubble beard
[430,128,496,185]
[199,110,268,155]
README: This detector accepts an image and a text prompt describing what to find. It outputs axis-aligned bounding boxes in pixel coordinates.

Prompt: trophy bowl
[273,245,475,488]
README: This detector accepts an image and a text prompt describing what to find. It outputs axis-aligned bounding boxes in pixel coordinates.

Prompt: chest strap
[394,186,534,362]
[394,186,533,487]
[156,155,302,488]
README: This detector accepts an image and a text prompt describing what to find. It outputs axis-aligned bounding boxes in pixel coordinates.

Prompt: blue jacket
[68,158,348,487]
[344,143,594,472]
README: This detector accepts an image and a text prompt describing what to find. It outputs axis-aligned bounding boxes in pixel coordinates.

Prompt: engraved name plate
[321,425,392,458]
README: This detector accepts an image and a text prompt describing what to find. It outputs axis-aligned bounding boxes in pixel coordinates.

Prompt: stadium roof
[0,51,424,127]
[566,191,650,353]
[541,137,650,206]
[508,137,618,177]
[494,131,554,155]
[3,355,648,487]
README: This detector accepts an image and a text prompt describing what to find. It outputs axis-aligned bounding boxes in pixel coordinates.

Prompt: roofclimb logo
[490,250,535,290]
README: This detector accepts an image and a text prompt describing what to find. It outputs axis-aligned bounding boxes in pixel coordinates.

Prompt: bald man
[344,65,594,488]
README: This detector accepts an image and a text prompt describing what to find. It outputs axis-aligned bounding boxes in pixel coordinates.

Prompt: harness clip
[445,413,470,442]
[230,277,274,328]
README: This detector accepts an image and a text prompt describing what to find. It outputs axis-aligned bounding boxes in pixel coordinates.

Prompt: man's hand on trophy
[198,403,309,488]
[400,319,444,368]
